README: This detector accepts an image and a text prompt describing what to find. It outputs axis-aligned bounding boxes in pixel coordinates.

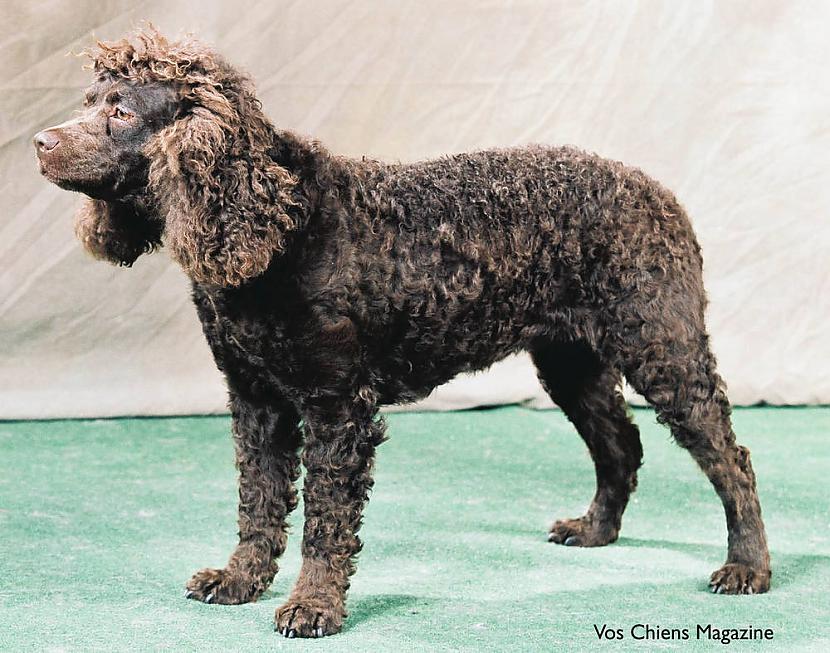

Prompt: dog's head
[34,28,299,286]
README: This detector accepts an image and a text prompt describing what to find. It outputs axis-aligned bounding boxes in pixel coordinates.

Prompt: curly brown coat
[33,28,770,638]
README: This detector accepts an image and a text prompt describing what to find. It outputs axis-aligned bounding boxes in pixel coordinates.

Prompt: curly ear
[147,86,299,287]
[75,199,162,266]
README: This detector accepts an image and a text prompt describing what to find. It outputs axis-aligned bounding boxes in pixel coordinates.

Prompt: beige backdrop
[1,0,828,419]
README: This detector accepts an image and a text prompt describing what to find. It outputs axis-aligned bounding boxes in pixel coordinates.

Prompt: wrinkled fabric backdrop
[1,0,828,419]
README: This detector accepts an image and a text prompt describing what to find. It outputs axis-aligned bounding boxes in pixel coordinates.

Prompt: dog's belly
[369,307,547,406]
[373,349,515,405]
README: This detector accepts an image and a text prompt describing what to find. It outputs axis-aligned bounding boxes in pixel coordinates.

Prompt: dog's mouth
[37,152,73,183]
[34,133,117,197]
[36,157,52,179]
[37,156,128,200]
[38,159,92,193]
[38,161,72,189]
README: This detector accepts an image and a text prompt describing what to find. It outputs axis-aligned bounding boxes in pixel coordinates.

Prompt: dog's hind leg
[618,292,771,594]
[532,340,643,547]
[186,395,302,604]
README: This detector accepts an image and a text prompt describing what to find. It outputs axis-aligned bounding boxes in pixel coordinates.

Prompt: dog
[33,28,771,637]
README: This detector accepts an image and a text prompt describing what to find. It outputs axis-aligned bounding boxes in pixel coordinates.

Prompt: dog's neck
[268,129,356,224]
[103,193,163,236]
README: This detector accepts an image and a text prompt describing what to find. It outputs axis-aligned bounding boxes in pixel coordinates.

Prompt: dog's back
[328,145,702,400]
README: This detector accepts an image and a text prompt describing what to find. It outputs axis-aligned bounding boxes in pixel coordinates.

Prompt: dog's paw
[547,516,618,547]
[274,600,343,638]
[709,562,770,595]
[184,567,271,605]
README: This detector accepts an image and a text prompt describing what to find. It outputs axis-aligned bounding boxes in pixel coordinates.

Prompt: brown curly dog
[33,28,770,637]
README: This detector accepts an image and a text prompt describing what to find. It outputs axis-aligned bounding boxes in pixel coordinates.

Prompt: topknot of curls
[83,25,250,98]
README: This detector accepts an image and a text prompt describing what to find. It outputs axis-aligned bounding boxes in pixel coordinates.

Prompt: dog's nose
[33,130,60,153]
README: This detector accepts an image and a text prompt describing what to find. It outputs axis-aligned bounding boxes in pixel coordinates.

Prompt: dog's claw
[184,590,193,599]
[205,593,214,604]
[563,535,580,546]
[316,627,324,638]
[288,629,296,638]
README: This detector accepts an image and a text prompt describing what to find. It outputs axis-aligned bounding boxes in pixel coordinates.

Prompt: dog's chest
[192,285,294,386]
[192,284,357,402]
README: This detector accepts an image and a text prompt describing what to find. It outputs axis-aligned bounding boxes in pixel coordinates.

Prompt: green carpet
[1,407,828,651]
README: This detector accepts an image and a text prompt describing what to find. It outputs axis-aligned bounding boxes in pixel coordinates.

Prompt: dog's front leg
[275,392,386,638]
[186,394,302,604]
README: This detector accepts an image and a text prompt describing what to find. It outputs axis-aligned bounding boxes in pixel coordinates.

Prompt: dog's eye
[111,106,133,121]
